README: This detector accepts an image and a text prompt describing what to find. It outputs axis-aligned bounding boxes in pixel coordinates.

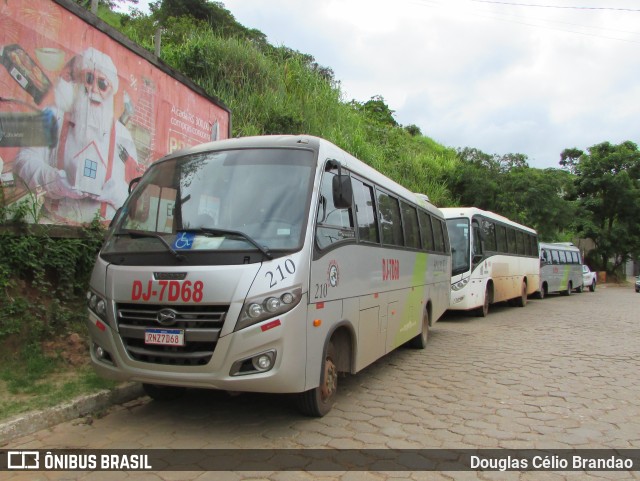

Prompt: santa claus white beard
[70,87,114,140]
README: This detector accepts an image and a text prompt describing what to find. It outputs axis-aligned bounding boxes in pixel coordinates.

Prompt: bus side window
[377,191,404,246]
[472,220,483,257]
[507,228,517,254]
[352,177,379,244]
[545,249,551,264]
[315,169,355,250]
[559,250,567,264]
[432,218,446,253]
[551,250,560,264]
[418,211,435,251]
[400,201,420,249]
[481,219,497,252]
[496,225,507,253]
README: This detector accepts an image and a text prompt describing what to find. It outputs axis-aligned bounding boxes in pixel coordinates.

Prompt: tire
[143,383,186,402]
[576,283,583,293]
[475,285,490,317]
[561,282,572,296]
[409,311,430,349]
[513,280,528,307]
[297,341,338,417]
[536,284,546,299]
[590,280,596,292]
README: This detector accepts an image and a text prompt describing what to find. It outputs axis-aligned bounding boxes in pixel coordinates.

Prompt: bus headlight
[264,297,281,312]
[247,303,264,319]
[451,277,470,291]
[236,287,303,331]
[87,290,109,324]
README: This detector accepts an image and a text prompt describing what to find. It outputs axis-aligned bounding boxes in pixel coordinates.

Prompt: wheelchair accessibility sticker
[172,232,196,250]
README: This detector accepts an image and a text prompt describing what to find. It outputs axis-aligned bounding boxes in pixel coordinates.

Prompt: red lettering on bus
[382,259,400,281]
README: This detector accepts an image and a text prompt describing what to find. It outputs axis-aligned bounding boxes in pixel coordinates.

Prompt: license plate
[144,328,185,346]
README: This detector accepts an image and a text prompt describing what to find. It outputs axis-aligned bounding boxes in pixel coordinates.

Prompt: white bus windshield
[102,148,316,257]
[446,218,470,276]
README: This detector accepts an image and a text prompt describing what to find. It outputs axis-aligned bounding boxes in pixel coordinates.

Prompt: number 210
[265,259,296,288]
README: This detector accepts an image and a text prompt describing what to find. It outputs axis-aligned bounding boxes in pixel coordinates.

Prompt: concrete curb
[0,383,145,445]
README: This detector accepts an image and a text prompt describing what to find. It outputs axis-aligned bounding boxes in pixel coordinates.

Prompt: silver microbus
[538,242,584,298]
[86,135,451,416]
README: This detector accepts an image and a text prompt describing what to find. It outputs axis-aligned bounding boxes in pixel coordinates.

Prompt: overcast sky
[212,0,639,169]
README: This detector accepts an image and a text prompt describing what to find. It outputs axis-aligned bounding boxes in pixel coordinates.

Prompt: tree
[352,95,398,127]
[404,124,422,137]
[446,147,577,240]
[561,141,640,274]
[496,167,577,240]
[148,0,268,46]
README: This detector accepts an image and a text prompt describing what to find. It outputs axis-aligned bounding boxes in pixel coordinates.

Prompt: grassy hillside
[116,11,459,207]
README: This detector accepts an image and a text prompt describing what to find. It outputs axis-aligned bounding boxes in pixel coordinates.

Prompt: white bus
[538,242,583,298]
[441,207,540,317]
[85,135,451,417]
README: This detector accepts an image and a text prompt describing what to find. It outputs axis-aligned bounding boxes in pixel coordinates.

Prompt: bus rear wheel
[514,280,527,307]
[409,311,430,349]
[297,341,337,417]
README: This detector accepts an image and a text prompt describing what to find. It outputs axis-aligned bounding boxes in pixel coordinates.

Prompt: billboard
[0,0,231,225]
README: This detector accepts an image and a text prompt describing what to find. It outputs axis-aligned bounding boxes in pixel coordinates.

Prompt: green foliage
[445,147,579,241]
[351,95,399,127]
[0,192,106,349]
[562,141,640,273]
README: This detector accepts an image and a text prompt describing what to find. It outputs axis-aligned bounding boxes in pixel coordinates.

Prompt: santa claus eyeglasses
[81,70,112,94]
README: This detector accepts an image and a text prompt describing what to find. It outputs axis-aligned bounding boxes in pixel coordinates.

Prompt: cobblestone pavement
[4,285,640,481]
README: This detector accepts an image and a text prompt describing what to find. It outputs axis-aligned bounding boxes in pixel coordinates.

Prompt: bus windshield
[102,148,316,256]
[446,218,470,276]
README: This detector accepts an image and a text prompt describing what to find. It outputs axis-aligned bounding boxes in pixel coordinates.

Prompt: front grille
[116,303,228,366]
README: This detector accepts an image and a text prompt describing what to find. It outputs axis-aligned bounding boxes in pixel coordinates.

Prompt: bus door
[357,292,386,371]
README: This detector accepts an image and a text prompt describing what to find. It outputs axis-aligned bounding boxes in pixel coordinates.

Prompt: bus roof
[539,242,579,250]
[440,207,537,235]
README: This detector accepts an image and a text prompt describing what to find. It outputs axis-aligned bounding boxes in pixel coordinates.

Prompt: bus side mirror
[332,167,353,209]
[129,176,142,194]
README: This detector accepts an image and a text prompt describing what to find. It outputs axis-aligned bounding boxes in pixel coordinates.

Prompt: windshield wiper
[114,230,186,261]
[181,227,273,260]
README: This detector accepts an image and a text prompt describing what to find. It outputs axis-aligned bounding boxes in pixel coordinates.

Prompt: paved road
[4,284,640,480]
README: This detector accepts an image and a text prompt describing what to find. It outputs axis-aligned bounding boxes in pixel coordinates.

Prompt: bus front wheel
[297,341,337,417]
[476,286,491,317]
